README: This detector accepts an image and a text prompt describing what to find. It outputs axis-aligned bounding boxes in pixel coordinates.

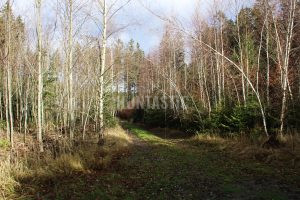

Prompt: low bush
[210,100,261,134]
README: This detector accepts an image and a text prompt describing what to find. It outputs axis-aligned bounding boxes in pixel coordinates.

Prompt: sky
[116,0,198,51]
[8,0,254,53]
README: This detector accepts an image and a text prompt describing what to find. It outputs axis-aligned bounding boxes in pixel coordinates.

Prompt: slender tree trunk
[24,81,29,142]
[6,0,13,147]
[99,0,107,141]
[18,80,23,134]
[280,0,296,136]
[214,27,221,104]
[83,98,92,140]
[36,0,44,152]
[257,10,268,92]
[67,0,75,140]
[203,58,211,116]
[237,14,246,104]
[266,12,270,106]
[5,74,10,140]
[220,18,225,102]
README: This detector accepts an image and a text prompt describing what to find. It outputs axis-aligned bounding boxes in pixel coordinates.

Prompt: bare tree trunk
[236,13,246,104]
[257,9,268,92]
[83,98,92,140]
[203,58,211,116]
[220,18,225,102]
[67,0,75,140]
[6,0,13,147]
[18,78,23,134]
[266,10,270,106]
[214,27,221,105]
[99,0,107,141]
[280,0,296,136]
[24,81,29,142]
[5,73,10,140]
[36,0,44,152]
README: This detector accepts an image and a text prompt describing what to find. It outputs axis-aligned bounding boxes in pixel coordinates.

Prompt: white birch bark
[36,0,44,152]
[99,0,107,140]
[280,0,296,136]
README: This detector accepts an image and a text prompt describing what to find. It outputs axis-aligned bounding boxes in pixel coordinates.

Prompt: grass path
[20,124,300,200]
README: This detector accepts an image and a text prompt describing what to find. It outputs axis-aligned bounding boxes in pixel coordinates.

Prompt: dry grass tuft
[0,159,19,199]
[193,133,226,144]
[51,154,84,173]
[0,125,133,199]
[105,125,133,149]
[191,132,300,168]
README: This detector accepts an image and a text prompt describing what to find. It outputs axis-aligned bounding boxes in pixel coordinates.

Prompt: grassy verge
[0,125,132,199]
[188,132,300,168]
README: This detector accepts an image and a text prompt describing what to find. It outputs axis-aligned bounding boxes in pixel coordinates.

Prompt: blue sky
[9,0,254,52]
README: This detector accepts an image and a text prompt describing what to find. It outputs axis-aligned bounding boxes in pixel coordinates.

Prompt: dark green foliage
[286,100,300,130]
[179,112,203,134]
[43,69,58,112]
[104,111,118,128]
[265,109,281,130]
[143,109,203,134]
[144,109,178,128]
[141,99,262,135]
[204,100,261,134]
[103,92,118,128]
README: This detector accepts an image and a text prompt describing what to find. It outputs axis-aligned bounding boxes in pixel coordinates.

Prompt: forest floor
[13,123,300,200]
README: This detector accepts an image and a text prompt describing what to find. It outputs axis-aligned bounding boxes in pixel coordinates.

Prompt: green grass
[124,123,162,141]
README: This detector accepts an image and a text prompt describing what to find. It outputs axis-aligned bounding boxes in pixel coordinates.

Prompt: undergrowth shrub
[104,111,118,128]
[144,109,179,128]
[104,92,118,128]
[193,99,261,134]
[141,98,263,136]
[180,111,204,134]
[286,100,300,131]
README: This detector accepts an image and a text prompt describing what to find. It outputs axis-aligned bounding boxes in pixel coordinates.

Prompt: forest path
[110,123,299,200]
[25,123,299,200]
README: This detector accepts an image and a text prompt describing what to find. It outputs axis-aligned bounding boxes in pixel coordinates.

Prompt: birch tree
[95,0,131,141]
[98,0,107,141]
[5,0,13,147]
[66,0,75,140]
[279,0,297,136]
[36,0,44,152]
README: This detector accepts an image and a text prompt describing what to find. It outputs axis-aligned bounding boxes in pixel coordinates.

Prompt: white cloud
[10,0,254,53]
